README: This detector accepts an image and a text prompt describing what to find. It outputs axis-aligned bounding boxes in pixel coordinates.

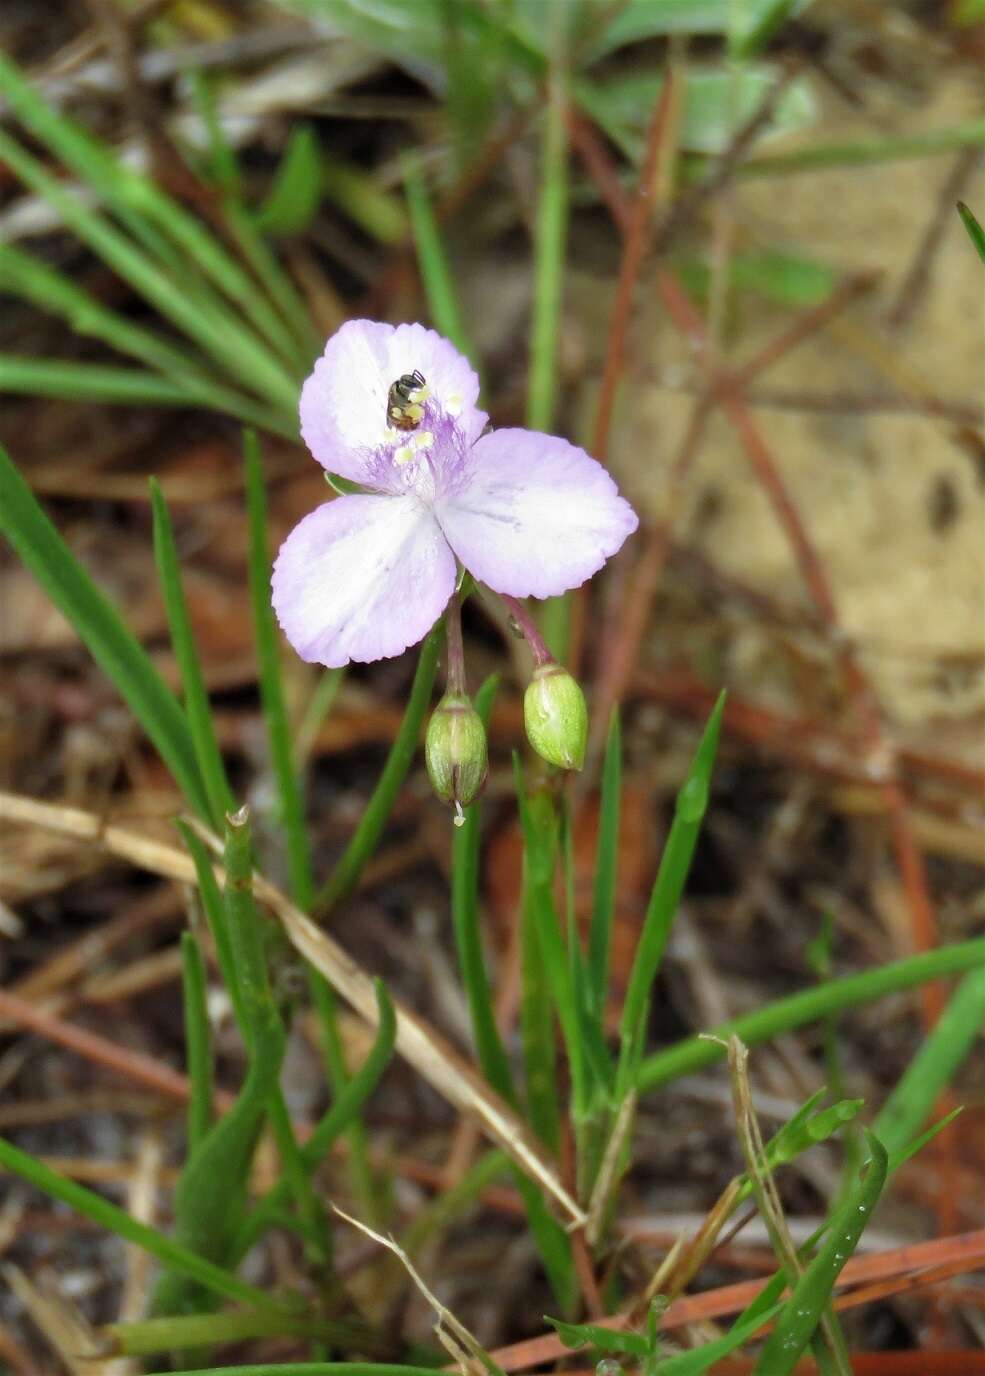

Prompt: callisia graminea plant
[271,319,638,807]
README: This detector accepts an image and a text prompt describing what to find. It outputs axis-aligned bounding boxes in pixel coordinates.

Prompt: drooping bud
[425,692,488,818]
[523,663,587,771]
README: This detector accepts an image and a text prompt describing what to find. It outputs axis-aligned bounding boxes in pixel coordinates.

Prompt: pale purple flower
[272,320,638,668]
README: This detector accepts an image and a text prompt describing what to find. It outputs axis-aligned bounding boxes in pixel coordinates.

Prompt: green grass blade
[735,120,985,176]
[141,1366,443,1376]
[873,965,985,1157]
[588,709,621,1019]
[181,932,214,1153]
[0,241,289,426]
[225,807,328,1261]
[243,432,315,910]
[527,7,572,661]
[188,72,319,370]
[255,124,323,237]
[322,155,408,245]
[0,242,296,434]
[187,66,241,194]
[178,819,331,1261]
[154,809,293,1316]
[150,477,234,830]
[0,242,204,381]
[104,1309,368,1356]
[514,765,586,1119]
[751,1133,888,1374]
[448,703,574,1309]
[618,692,726,1092]
[0,127,299,416]
[295,667,345,766]
[177,821,246,1028]
[451,675,513,1101]
[316,621,443,913]
[224,197,319,369]
[732,1117,958,1339]
[957,200,985,263]
[729,0,802,57]
[244,432,379,1220]
[526,12,569,433]
[0,444,210,819]
[232,980,396,1259]
[519,813,562,1154]
[638,936,985,1091]
[0,53,308,379]
[0,1136,285,1313]
[655,1302,785,1375]
[0,356,196,406]
[404,156,477,360]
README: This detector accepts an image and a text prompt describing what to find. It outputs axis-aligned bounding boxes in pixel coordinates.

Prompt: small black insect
[387,370,427,431]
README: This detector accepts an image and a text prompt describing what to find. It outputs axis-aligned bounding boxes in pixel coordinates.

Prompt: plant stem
[499,593,554,669]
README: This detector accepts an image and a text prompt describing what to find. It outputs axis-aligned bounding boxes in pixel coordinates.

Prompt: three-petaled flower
[272,320,638,668]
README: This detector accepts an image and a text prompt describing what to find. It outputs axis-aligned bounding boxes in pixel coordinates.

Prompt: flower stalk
[425,590,488,821]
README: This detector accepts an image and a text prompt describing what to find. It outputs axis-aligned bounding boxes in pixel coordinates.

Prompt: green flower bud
[523,663,587,771]
[425,692,488,818]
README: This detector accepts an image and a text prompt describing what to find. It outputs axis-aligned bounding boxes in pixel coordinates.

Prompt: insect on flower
[272,320,638,668]
[387,369,428,431]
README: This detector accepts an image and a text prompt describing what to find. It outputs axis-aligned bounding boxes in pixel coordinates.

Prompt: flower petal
[271,493,456,667]
[300,319,486,487]
[434,429,638,599]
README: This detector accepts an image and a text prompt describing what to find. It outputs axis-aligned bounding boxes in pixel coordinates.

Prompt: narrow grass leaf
[873,965,985,1157]
[451,675,513,1100]
[0,1136,284,1313]
[618,691,725,1091]
[528,8,571,659]
[232,979,397,1259]
[243,432,314,909]
[656,1301,786,1375]
[729,0,804,57]
[957,200,985,263]
[639,935,985,1091]
[0,357,196,406]
[1,54,306,376]
[316,622,442,912]
[150,477,234,830]
[142,1367,445,1376]
[514,764,587,1118]
[223,807,328,1261]
[0,123,300,415]
[0,445,210,820]
[153,809,292,1316]
[588,708,621,1019]
[549,1315,648,1355]
[322,155,409,244]
[104,1308,369,1357]
[404,156,476,360]
[177,821,246,1029]
[752,1132,888,1374]
[255,124,323,236]
[449,702,575,1306]
[736,120,985,176]
[181,931,214,1153]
